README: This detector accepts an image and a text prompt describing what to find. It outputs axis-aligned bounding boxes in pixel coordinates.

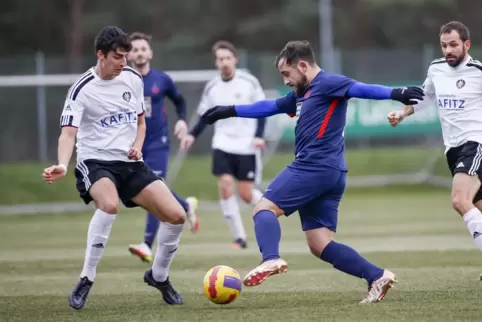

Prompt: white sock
[152,222,183,282]
[220,196,246,240]
[463,208,482,250]
[80,209,116,281]
[251,188,263,205]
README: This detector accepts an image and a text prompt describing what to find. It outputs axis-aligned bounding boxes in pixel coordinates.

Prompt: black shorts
[446,141,482,202]
[211,149,257,181]
[74,159,161,208]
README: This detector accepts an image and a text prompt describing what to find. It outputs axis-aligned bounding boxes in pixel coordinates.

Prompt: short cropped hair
[440,21,470,42]
[275,40,316,67]
[212,40,237,57]
[130,32,152,44]
[95,26,132,55]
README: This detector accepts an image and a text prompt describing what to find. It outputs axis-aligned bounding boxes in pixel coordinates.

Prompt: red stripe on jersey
[316,98,340,139]
[288,113,296,118]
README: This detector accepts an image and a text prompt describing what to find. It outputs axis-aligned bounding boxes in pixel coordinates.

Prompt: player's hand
[180,134,195,151]
[387,110,406,127]
[42,164,67,184]
[201,105,237,125]
[253,137,266,149]
[128,147,143,160]
[174,120,188,139]
[390,87,424,105]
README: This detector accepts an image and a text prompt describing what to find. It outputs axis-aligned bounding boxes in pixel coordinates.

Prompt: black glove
[201,105,237,125]
[390,87,425,105]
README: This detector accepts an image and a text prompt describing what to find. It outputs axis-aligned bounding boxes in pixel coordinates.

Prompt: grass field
[2,188,482,321]
[0,147,450,205]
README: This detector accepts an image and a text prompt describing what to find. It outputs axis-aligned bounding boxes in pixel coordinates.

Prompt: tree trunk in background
[69,0,84,73]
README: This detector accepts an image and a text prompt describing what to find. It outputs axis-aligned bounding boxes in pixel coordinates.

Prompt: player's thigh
[263,165,334,217]
[298,171,346,233]
[144,150,169,179]
[74,160,120,213]
[131,180,185,225]
[450,142,482,206]
[234,154,256,201]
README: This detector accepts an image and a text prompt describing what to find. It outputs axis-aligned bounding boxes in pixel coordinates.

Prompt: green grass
[0,147,450,205]
[1,188,481,321]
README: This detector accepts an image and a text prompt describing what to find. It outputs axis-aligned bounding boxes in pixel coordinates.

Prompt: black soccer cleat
[144,269,183,305]
[69,276,94,310]
[233,238,248,249]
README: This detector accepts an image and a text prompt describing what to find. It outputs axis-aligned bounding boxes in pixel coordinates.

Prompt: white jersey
[60,66,145,163]
[197,70,266,155]
[415,55,482,153]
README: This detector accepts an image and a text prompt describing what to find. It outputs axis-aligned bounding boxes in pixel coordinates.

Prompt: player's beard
[446,48,466,67]
[294,75,309,97]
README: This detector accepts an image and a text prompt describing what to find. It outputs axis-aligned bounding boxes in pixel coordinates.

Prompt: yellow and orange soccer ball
[203,265,242,304]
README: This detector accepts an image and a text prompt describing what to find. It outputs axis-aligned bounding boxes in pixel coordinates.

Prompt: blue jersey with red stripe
[141,69,184,151]
[275,71,355,171]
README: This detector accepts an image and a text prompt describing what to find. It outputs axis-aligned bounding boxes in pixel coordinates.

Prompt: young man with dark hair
[389,21,482,279]
[200,39,425,304]
[126,31,199,264]
[43,26,185,310]
[180,40,266,249]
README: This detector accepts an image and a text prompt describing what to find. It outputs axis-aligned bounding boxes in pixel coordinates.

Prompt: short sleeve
[413,68,436,112]
[275,91,297,117]
[165,74,182,99]
[323,74,356,97]
[60,95,84,128]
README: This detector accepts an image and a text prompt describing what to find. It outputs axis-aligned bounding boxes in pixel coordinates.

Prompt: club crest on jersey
[122,92,131,102]
[456,79,466,89]
[304,90,312,98]
[151,84,160,94]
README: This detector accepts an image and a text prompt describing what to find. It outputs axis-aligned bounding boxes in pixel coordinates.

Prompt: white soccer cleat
[359,270,397,304]
[243,258,288,287]
[128,242,153,263]
[185,196,199,233]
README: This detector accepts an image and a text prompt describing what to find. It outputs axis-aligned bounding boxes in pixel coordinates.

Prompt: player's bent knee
[305,228,334,257]
[252,197,283,217]
[166,210,186,225]
[95,199,119,214]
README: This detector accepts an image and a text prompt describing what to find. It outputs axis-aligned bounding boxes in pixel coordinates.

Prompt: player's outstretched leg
[317,239,396,304]
[69,178,118,310]
[243,198,288,287]
[131,179,185,305]
[128,194,198,263]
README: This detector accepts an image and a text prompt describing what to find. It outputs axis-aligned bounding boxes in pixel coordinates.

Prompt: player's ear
[465,40,471,50]
[298,61,308,73]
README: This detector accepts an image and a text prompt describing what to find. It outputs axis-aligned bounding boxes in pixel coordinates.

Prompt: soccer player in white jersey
[388,21,482,263]
[42,26,189,309]
[180,41,266,249]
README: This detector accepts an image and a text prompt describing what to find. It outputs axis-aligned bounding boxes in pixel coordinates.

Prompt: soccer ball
[203,265,242,304]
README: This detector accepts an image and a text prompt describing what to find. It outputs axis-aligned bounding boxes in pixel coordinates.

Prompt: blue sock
[144,212,160,248]
[253,210,281,262]
[320,241,384,285]
[171,190,189,212]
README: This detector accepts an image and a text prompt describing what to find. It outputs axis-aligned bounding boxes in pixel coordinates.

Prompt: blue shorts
[263,164,346,232]
[143,148,169,179]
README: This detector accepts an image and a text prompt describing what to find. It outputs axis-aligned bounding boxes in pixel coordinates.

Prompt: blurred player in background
[388,21,482,277]
[43,26,186,309]
[201,40,425,303]
[127,32,199,263]
[180,41,266,249]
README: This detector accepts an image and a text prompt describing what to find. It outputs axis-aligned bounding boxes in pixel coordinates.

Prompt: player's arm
[322,74,425,105]
[128,78,146,160]
[201,92,297,125]
[387,70,436,127]
[165,75,187,121]
[251,77,268,143]
[43,98,84,183]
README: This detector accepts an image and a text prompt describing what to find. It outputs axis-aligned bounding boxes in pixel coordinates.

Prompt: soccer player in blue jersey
[127,32,199,263]
[201,40,424,304]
